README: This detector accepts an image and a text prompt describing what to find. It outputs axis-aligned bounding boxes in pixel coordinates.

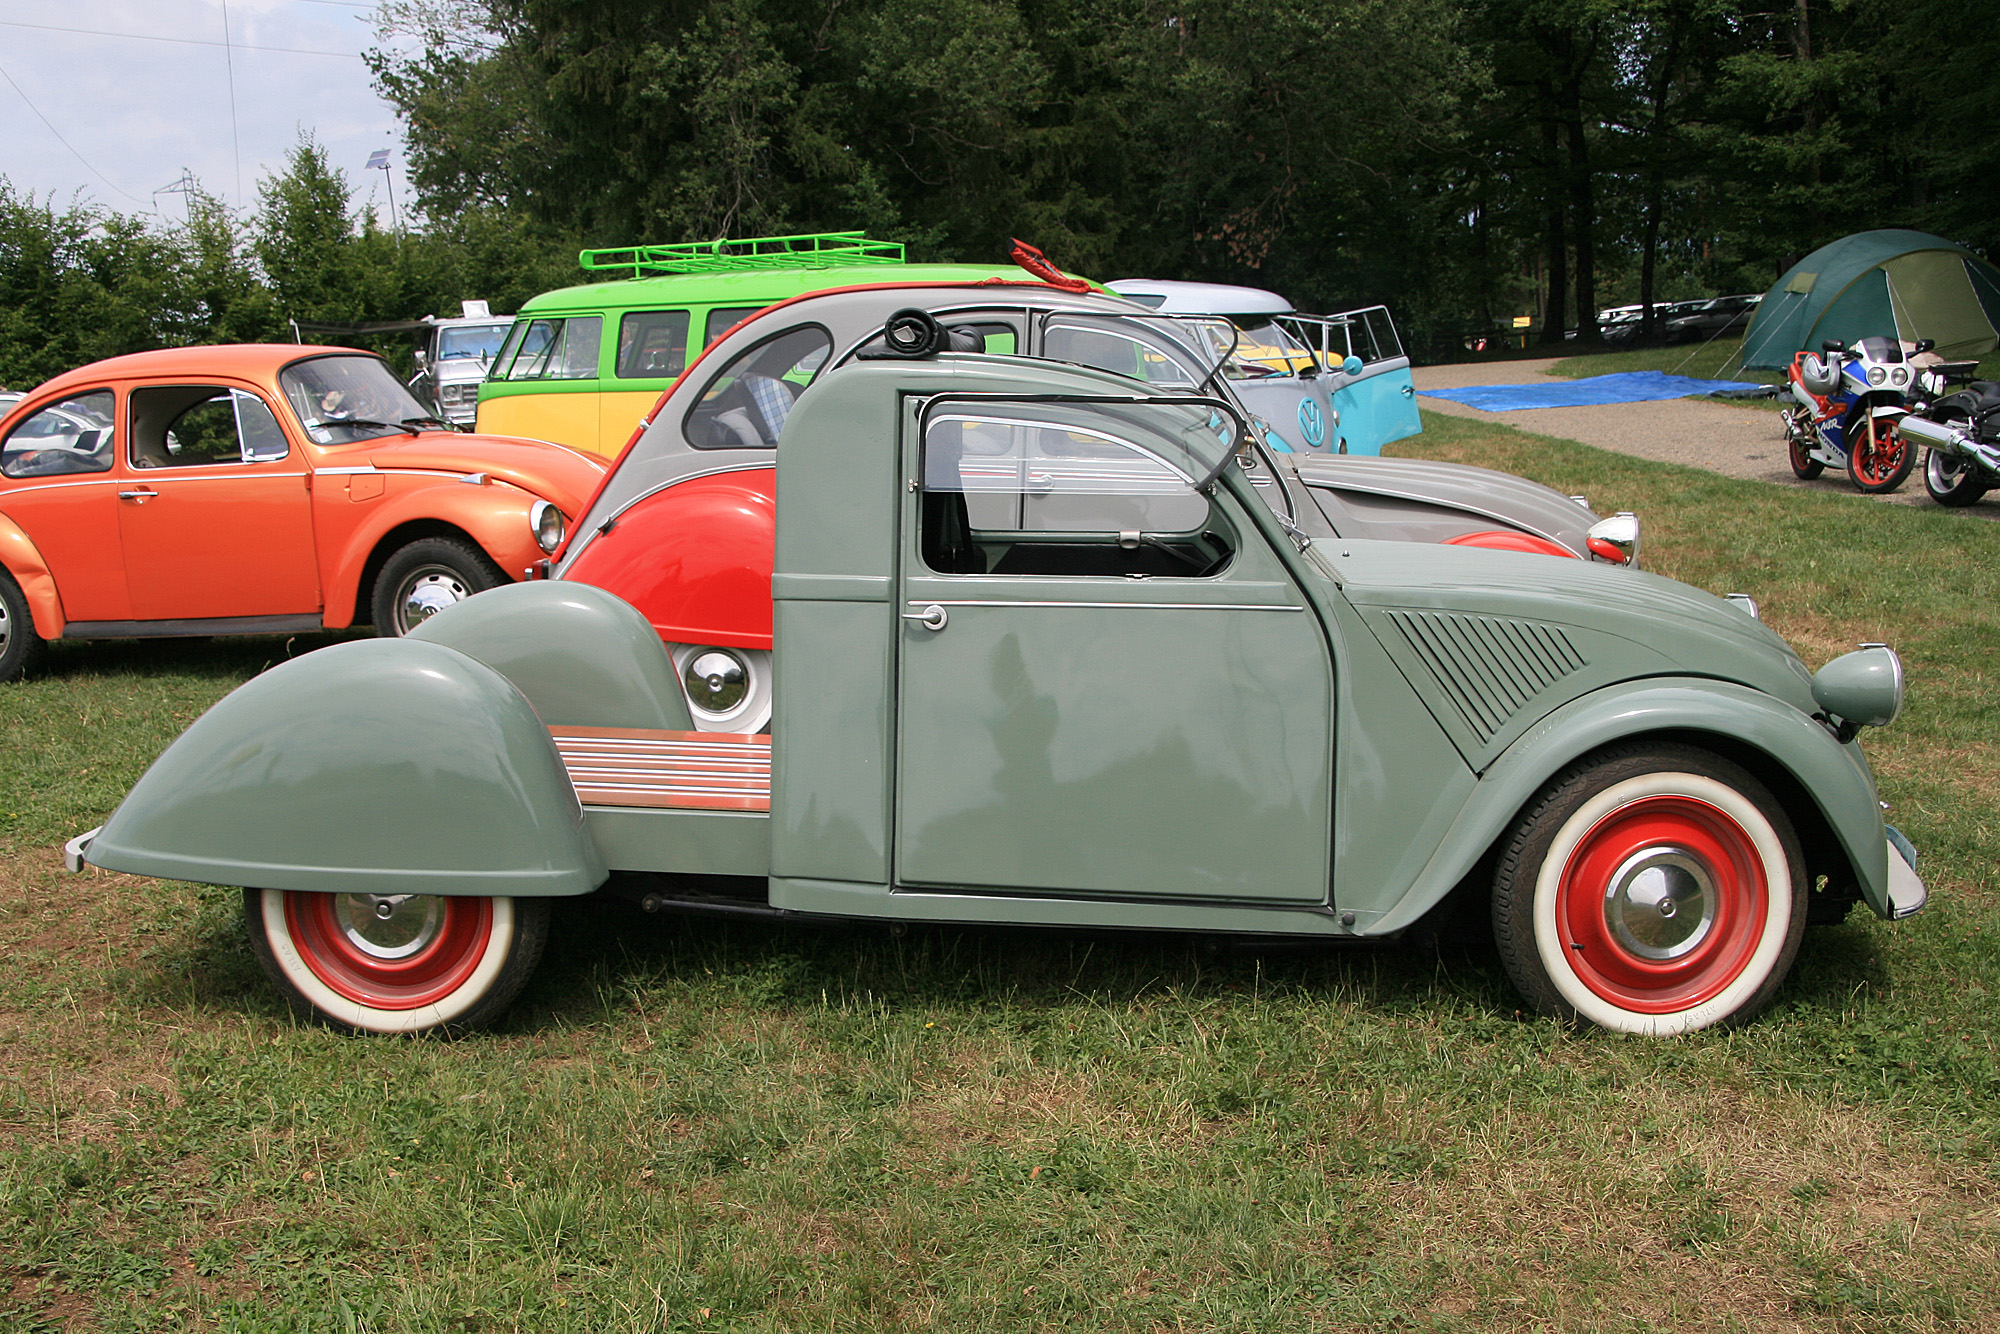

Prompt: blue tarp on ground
[1419,371,1764,412]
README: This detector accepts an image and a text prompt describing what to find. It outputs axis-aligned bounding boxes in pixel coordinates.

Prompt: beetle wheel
[0,570,48,683]
[245,889,549,1034]
[1492,746,1806,1034]
[371,537,507,636]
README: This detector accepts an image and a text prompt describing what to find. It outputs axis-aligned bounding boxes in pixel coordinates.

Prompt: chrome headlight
[530,500,565,554]
[1811,644,1904,736]
[1867,365,1887,386]
[1891,366,1909,387]
[1585,511,1640,565]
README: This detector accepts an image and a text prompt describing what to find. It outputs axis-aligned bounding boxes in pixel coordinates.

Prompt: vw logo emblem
[1297,399,1326,448]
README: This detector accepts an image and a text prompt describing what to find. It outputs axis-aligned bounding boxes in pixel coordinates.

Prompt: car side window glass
[1,390,116,479]
[497,315,602,381]
[850,318,1019,361]
[130,386,272,467]
[616,310,690,380]
[703,307,761,347]
[918,407,1230,577]
[683,326,833,450]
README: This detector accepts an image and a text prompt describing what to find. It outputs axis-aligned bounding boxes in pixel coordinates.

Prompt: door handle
[1400,384,1415,397]
[901,604,948,631]
[118,487,159,503]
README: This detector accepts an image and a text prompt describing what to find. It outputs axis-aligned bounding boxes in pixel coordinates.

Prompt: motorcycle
[1784,336,1916,493]
[1896,357,1999,507]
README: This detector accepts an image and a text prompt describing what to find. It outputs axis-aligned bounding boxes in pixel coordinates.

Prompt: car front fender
[1367,677,1891,933]
[0,509,67,638]
[322,480,543,628]
[85,638,607,897]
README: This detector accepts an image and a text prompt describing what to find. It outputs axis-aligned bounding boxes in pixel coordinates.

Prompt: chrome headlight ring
[530,500,566,554]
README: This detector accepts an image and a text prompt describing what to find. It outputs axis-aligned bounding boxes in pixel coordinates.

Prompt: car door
[116,385,320,621]
[0,387,133,622]
[893,396,1334,903]
[1290,306,1422,456]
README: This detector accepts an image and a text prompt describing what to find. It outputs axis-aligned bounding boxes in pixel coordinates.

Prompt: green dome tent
[1739,229,2000,370]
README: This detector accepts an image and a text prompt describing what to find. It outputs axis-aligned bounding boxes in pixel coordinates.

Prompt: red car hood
[359,434,606,515]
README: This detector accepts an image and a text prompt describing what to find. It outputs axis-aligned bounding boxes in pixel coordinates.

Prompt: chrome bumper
[1885,826,1926,920]
[62,826,100,874]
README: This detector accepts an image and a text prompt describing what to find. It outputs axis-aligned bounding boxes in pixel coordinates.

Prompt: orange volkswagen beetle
[0,345,605,680]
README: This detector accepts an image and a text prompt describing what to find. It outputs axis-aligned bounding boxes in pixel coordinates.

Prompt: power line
[0,58,147,204]
[221,0,243,207]
[0,19,361,58]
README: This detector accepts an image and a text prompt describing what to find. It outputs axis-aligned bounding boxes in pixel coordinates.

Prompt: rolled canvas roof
[1740,229,2000,369]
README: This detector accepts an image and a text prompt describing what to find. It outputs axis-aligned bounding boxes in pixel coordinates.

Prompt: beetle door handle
[901,604,948,631]
[118,487,159,502]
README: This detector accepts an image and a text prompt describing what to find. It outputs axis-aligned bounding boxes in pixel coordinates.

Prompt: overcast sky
[0,0,422,223]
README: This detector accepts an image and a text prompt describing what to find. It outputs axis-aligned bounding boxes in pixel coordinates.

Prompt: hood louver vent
[1384,611,1587,744]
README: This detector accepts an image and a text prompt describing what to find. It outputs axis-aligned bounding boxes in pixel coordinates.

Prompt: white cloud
[0,0,420,221]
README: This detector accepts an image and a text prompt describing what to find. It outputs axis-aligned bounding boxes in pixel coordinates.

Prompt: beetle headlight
[1811,644,1904,737]
[1867,366,1887,386]
[530,500,565,554]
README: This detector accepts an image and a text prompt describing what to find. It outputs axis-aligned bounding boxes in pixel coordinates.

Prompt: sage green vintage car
[70,346,1924,1037]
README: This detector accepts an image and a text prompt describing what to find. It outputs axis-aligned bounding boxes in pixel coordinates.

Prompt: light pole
[366,148,401,233]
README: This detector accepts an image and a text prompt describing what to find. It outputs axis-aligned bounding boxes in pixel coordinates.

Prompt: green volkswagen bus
[476,233,1062,456]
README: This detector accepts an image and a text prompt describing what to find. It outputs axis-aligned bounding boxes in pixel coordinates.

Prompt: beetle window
[279,355,436,445]
[495,315,602,381]
[129,387,291,467]
[919,405,1233,578]
[1,390,115,479]
[616,310,690,380]
[683,325,833,450]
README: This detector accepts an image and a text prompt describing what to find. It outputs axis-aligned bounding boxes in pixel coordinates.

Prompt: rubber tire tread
[1923,445,1987,507]
[244,889,551,1036]
[369,535,508,636]
[0,569,47,683]
[1490,742,1808,1033]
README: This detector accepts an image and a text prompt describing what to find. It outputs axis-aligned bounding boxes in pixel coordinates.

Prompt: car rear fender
[1364,677,1889,933]
[323,481,541,627]
[0,509,67,638]
[83,637,607,897]
[408,580,693,729]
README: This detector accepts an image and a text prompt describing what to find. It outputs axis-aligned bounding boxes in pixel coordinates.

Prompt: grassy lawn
[5,419,2000,1331]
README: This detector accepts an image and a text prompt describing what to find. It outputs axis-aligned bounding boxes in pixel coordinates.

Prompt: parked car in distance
[0,345,605,681]
[74,337,1924,1039]
[408,300,512,427]
[1106,278,1423,457]
[1666,294,1762,343]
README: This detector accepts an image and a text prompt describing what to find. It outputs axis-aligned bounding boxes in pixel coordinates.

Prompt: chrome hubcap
[333,894,444,960]
[684,649,749,713]
[398,567,470,630]
[1602,846,1716,961]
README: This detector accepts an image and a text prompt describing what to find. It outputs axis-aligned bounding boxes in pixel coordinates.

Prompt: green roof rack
[578,232,907,279]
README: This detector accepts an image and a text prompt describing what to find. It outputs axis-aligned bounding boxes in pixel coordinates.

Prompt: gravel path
[1410,358,1966,511]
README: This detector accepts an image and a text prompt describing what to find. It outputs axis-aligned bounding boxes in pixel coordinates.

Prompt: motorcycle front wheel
[1924,444,1988,507]
[1784,407,1824,480]
[1848,414,1913,494]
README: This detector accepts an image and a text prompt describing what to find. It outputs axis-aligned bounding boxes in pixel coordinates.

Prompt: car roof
[517,263,1066,316]
[23,344,371,399]
[1106,279,1295,317]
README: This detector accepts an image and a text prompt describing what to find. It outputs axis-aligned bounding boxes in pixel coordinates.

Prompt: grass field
[5,415,2000,1331]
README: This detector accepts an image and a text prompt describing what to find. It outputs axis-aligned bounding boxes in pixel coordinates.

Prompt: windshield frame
[278,352,440,446]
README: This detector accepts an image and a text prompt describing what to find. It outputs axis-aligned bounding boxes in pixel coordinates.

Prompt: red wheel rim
[1555,796,1768,1014]
[1853,420,1905,485]
[284,892,494,1010]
